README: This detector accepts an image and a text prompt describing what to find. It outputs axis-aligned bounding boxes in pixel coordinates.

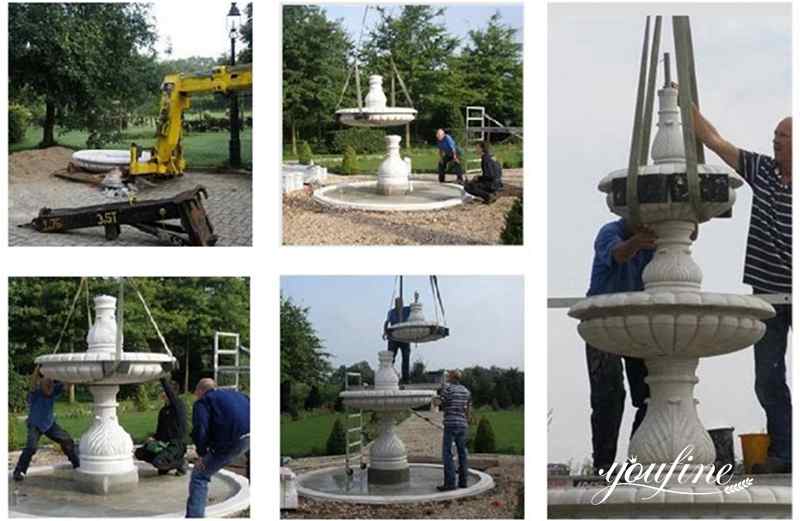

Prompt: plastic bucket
[739,433,770,473]
[708,427,735,469]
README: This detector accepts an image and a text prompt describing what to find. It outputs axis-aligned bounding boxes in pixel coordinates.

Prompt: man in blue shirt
[693,107,792,473]
[383,297,412,384]
[186,379,250,518]
[585,219,655,474]
[435,128,464,184]
[13,368,79,481]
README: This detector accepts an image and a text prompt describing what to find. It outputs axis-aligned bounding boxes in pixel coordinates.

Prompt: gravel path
[286,412,524,518]
[282,170,523,245]
[9,147,252,246]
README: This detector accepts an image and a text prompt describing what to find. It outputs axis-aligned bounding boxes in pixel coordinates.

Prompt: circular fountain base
[9,462,249,517]
[297,463,494,504]
[368,466,409,485]
[313,181,467,212]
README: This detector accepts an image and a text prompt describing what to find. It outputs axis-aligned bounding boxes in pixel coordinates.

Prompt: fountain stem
[643,220,702,291]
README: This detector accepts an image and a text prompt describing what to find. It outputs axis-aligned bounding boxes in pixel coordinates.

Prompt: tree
[304,385,322,410]
[474,417,496,453]
[9,3,159,147]
[360,6,460,143]
[283,5,351,154]
[457,12,523,127]
[326,418,347,455]
[238,3,254,64]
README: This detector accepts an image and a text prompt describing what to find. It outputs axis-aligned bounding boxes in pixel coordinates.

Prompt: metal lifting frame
[465,106,523,143]
[343,371,366,475]
[626,15,706,227]
[213,331,249,389]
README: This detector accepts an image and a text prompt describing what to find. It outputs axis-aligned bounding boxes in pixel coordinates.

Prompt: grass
[284,142,523,174]
[280,407,524,458]
[470,407,525,455]
[10,125,252,169]
[9,396,197,451]
[280,412,346,458]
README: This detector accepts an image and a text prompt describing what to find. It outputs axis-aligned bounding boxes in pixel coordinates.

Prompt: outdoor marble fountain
[548,16,790,519]
[312,74,468,212]
[295,293,494,504]
[10,294,249,517]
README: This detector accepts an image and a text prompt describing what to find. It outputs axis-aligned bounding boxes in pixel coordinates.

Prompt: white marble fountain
[548,23,789,518]
[295,293,493,504]
[34,295,175,494]
[312,75,467,212]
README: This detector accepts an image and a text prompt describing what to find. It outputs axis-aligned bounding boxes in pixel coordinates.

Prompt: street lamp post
[227,2,242,168]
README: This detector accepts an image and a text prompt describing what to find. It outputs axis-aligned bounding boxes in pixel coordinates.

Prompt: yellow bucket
[739,433,770,473]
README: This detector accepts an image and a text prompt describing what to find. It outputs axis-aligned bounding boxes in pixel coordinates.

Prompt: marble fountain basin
[340,389,435,410]
[70,150,150,173]
[335,107,417,128]
[36,352,174,385]
[313,180,466,212]
[569,291,774,358]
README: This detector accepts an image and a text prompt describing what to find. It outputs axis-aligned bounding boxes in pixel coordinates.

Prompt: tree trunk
[40,100,57,148]
[405,123,411,150]
[291,122,297,156]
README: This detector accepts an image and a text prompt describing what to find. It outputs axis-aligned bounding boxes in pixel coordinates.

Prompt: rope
[52,278,86,355]
[128,279,174,358]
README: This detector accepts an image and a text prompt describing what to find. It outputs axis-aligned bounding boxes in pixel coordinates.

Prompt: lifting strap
[52,277,87,355]
[128,278,174,359]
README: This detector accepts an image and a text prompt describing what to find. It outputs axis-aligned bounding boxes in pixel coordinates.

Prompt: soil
[8,147,75,181]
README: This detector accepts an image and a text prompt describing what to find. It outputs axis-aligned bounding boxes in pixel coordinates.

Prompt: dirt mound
[9,147,74,181]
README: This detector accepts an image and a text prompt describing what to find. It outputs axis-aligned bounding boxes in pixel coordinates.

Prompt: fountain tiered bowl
[313,75,467,211]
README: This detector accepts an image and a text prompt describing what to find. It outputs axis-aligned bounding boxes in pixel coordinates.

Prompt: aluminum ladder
[344,371,366,475]
[213,331,250,389]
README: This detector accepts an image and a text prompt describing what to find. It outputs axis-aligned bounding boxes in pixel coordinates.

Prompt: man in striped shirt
[437,370,471,491]
[693,109,792,473]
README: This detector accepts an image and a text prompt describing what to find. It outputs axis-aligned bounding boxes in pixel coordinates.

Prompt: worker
[435,128,464,184]
[691,105,792,474]
[585,220,655,475]
[13,367,80,481]
[186,378,250,518]
[464,141,503,203]
[436,369,471,491]
[384,296,412,384]
[134,378,187,476]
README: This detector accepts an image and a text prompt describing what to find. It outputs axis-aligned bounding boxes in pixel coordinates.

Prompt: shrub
[500,197,523,245]
[9,104,32,144]
[304,385,322,410]
[298,141,313,165]
[9,369,29,413]
[326,418,347,455]
[474,416,496,453]
[289,382,310,419]
[9,414,20,451]
[446,105,466,147]
[340,146,359,175]
[329,127,385,154]
[514,483,524,518]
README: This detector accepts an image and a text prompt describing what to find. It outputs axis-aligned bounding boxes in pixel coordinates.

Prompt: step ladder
[344,371,366,475]
[213,331,249,389]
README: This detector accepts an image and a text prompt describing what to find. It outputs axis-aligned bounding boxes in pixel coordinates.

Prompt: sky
[280,276,524,371]
[319,3,524,49]
[150,0,244,59]
[548,4,792,468]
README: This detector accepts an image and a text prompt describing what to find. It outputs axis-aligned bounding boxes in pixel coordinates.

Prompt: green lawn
[10,125,252,169]
[284,143,523,175]
[281,412,346,458]
[470,407,525,455]
[280,407,524,458]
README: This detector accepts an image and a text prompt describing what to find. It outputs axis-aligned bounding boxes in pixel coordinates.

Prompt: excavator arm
[129,64,252,176]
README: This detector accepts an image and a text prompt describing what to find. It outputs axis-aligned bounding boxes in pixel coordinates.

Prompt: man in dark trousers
[134,378,187,475]
[186,378,250,518]
[585,219,655,474]
[435,128,464,183]
[436,370,471,491]
[13,368,79,481]
[383,296,412,384]
[692,107,792,473]
[465,141,503,204]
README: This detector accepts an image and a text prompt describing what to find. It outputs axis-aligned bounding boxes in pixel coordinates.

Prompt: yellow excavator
[129,63,252,177]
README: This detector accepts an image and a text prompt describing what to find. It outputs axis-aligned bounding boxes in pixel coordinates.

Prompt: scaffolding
[465,106,523,143]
